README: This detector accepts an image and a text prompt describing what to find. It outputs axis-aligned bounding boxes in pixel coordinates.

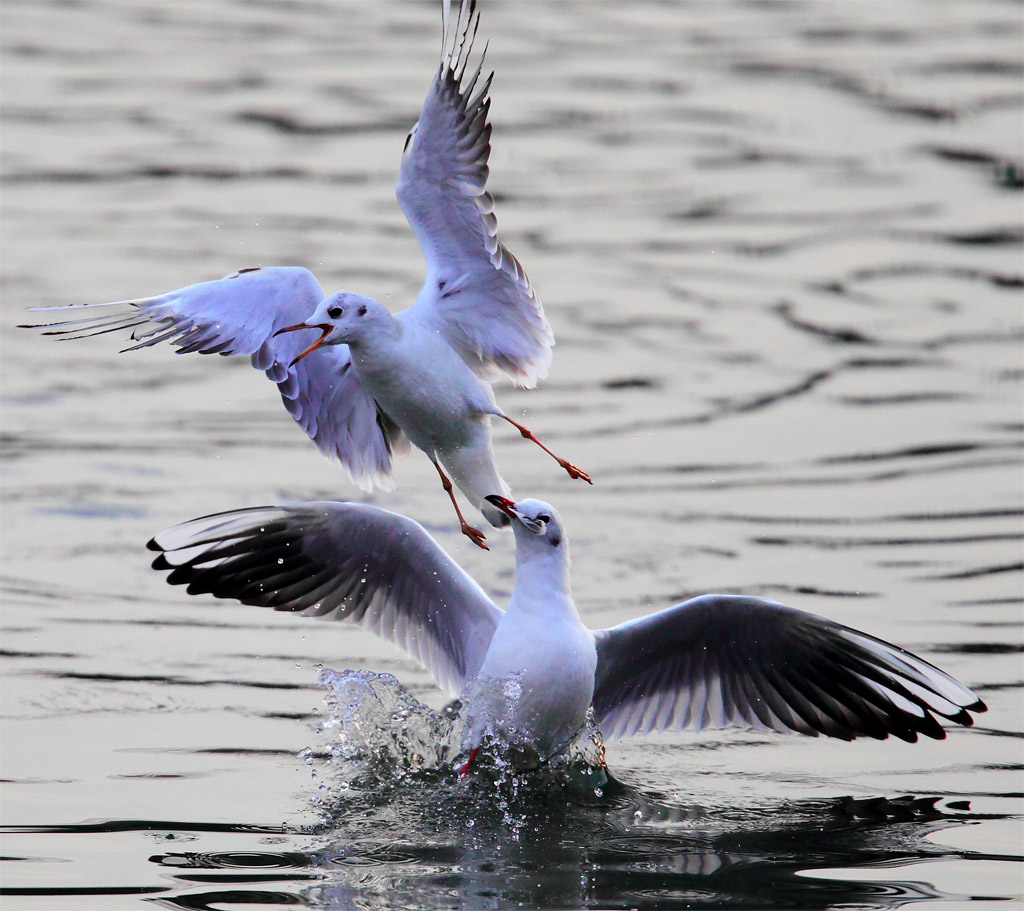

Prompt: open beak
[485,495,547,535]
[485,495,519,520]
[274,322,332,367]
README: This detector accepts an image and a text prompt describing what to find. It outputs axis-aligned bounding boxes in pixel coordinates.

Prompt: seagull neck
[509,537,577,620]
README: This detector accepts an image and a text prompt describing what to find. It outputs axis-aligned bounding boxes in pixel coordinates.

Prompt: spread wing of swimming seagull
[149,498,987,773]
[19,0,588,548]
[149,502,503,696]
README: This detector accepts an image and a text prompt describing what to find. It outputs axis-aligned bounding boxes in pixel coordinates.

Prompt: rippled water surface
[2,1,1022,908]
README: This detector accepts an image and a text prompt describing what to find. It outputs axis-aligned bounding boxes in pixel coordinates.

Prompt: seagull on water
[148,496,986,773]
[20,0,589,548]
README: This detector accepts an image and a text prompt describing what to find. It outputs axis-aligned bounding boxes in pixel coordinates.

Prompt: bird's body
[148,497,987,771]
[464,539,597,758]
[20,0,588,545]
[345,302,511,529]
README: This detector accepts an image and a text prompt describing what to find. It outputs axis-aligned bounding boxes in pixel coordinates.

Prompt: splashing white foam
[308,667,610,822]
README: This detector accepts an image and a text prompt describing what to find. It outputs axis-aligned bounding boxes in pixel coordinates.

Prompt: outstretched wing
[148,501,504,695]
[21,266,406,491]
[592,594,986,743]
[397,0,553,388]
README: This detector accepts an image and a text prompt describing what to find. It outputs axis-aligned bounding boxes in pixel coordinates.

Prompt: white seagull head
[486,496,565,549]
[276,292,392,365]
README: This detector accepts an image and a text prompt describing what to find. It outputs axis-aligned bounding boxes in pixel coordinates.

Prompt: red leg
[458,747,479,777]
[433,461,488,550]
[500,415,593,484]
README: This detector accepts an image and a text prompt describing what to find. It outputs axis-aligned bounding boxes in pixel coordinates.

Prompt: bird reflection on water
[143,781,1001,911]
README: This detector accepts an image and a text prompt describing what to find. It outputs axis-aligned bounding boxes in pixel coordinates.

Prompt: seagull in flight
[20,0,589,548]
[148,497,987,774]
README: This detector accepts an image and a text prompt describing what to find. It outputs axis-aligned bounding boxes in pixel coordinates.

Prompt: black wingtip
[948,708,975,727]
[146,537,162,552]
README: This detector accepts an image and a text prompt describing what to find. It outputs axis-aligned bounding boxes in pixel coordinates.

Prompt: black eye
[536,514,550,524]
[358,305,367,316]
[327,306,343,319]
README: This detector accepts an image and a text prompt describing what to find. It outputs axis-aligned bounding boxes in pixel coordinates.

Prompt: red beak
[484,495,518,519]
[274,322,333,367]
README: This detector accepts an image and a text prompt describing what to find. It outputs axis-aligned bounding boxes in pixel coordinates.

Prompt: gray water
[2,1,1021,908]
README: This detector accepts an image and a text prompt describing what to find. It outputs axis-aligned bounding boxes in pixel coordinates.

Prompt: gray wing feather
[397,0,553,388]
[21,267,405,491]
[592,594,986,743]
[148,502,503,696]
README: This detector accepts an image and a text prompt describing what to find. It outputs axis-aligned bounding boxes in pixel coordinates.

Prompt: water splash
[312,668,463,789]
[308,667,611,825]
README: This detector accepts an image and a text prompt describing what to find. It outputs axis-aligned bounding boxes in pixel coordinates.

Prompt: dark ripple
[731,60,960,121]
[237,110,410,136]
[917,59,1024,77]
[706,508,1023,526]
[152,850,313,870]
[736,585,874,600]
[800,26,913,44]
[0,165,383,186]
[754,532,1021,549]
[602,377,660,390]
[1,886,170,897]
[111,772,216,781]
[194,748,303,758]
[940,227,1024,246]
[773,302,875,345]
[2,819,293,835]
[40,671,318,692]
[929,562,1024,581]
[152,889,311,908]
[820,442,1004,464]
[2,165,307,184]
[926,146,1024,189]
[603,456,1022,495]
[931,642,1023,656]
[846,262,1023,289]
[837,393,968,406]
[148,847,319,884]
